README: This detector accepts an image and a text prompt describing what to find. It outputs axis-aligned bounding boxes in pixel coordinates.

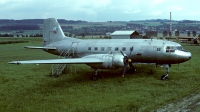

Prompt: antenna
[170,12,172,33]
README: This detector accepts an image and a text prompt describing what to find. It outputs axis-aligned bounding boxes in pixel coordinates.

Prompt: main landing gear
[92,69,99,81]
[92,64,170,81]
[161,64,169,80]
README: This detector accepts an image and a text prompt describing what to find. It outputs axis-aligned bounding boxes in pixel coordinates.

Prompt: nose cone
[175,50,192,62]
[187,52,192,61]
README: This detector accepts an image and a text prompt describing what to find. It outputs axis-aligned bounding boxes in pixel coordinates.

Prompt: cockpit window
[177,46,183,50]
[170,46,175,50]
[166,46,175,53]
[166,46,188,52]
[166,46,170,49]
[176,46,188,52]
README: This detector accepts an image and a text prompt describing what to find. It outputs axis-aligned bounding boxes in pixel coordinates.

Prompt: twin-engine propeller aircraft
[8,18,192,80]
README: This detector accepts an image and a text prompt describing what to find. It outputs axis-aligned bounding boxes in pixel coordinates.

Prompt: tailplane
[43,18,66,46]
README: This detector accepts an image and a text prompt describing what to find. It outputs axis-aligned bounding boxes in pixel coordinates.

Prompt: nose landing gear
[161,64,169,80]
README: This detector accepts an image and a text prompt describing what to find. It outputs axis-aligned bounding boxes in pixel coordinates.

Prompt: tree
[175,30,180,37]
[187,31,190,37]
[163,30,168,37]
[169,31,172,37]
[64,33,68,36]
[146,31,157,37]
[81,33,85,38]
[192,31,196,37]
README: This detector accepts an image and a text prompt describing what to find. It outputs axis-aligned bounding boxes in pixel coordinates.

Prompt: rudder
[43,18,65,46]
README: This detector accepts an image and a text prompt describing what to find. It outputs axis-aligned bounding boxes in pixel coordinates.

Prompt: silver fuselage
[45,38,191,65]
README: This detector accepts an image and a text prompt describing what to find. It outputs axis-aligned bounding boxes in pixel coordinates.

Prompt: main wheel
[161,75,168,80]
[92,75,98,81]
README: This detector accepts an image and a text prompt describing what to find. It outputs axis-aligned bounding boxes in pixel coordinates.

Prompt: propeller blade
[120,50,125,57]
[122,62,128,77]
[120,50,130,77]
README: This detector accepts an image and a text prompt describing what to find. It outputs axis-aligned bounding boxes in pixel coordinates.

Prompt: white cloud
[168,6,183,11]
[151,0,165,5]
[123,9,141,14]
[0,0,200,21]
[188,11,200,16]
[0,0,8,4]
[151,11,162,16]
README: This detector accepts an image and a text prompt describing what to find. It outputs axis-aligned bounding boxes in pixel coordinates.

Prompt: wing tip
[8,61,21,65]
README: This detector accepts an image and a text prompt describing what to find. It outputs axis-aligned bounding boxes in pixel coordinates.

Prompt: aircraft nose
[175,50,192,62]
[185,52,192,61]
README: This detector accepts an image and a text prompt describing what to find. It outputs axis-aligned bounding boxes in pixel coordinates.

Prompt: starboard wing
[8,58,103,65]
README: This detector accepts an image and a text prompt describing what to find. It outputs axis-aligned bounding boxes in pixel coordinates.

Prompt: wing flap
[8,58,103,65]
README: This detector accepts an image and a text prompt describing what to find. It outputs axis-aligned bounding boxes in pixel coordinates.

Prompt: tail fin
[43,18,65,46]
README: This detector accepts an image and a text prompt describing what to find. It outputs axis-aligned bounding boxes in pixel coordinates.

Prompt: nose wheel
[161,64,169,80]
[161,74,168,80]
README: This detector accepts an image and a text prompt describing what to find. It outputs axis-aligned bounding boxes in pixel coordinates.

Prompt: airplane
[8,18,192,80]
[177,36,200,45]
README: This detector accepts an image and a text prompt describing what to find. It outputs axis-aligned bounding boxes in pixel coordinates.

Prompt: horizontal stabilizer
[8,58,103,65]
[24,46,56,50]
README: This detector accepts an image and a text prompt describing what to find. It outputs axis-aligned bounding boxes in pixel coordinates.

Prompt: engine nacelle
[84,54,124,69]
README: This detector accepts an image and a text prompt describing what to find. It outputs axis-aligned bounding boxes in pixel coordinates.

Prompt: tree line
[0,33,43,37]
[0,25,40,31]
[162,30,197,37]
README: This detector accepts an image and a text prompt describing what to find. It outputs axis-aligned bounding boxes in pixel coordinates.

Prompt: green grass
[0,37,199,111]
[0,37,42,44]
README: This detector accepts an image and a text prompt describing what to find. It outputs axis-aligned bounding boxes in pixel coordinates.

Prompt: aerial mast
[170,12,172,33]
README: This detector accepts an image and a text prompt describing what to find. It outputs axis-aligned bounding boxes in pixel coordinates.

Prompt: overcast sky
[0,0,199,21]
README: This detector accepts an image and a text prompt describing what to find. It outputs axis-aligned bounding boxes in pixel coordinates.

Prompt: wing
[24,46,56,50]
[8,58,103,65]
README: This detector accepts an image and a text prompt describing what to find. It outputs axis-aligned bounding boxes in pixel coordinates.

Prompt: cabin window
[157,48,161,51]
[94,47,98,50]
[115,47,119,51]
[88,47,91,50]
[122,47,126,51]
[101,47,104,51]
[108,47,111,51]
[130,47,133,51]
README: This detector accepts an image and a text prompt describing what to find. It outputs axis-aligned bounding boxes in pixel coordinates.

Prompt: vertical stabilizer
[43,18,65,46]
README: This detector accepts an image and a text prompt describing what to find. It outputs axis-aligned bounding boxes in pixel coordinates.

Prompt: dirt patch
[155,92,200,112]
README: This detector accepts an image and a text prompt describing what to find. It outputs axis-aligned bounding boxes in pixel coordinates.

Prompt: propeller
[120,46,133,77]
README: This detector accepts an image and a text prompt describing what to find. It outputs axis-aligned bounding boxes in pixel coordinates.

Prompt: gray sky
[0,0,199,21]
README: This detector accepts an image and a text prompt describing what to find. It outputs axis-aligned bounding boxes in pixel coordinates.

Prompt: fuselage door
[153,46,157,62]
[71,42,78,55]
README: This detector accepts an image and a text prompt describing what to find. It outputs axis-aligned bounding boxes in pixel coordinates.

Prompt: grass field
[0,37,199,111]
